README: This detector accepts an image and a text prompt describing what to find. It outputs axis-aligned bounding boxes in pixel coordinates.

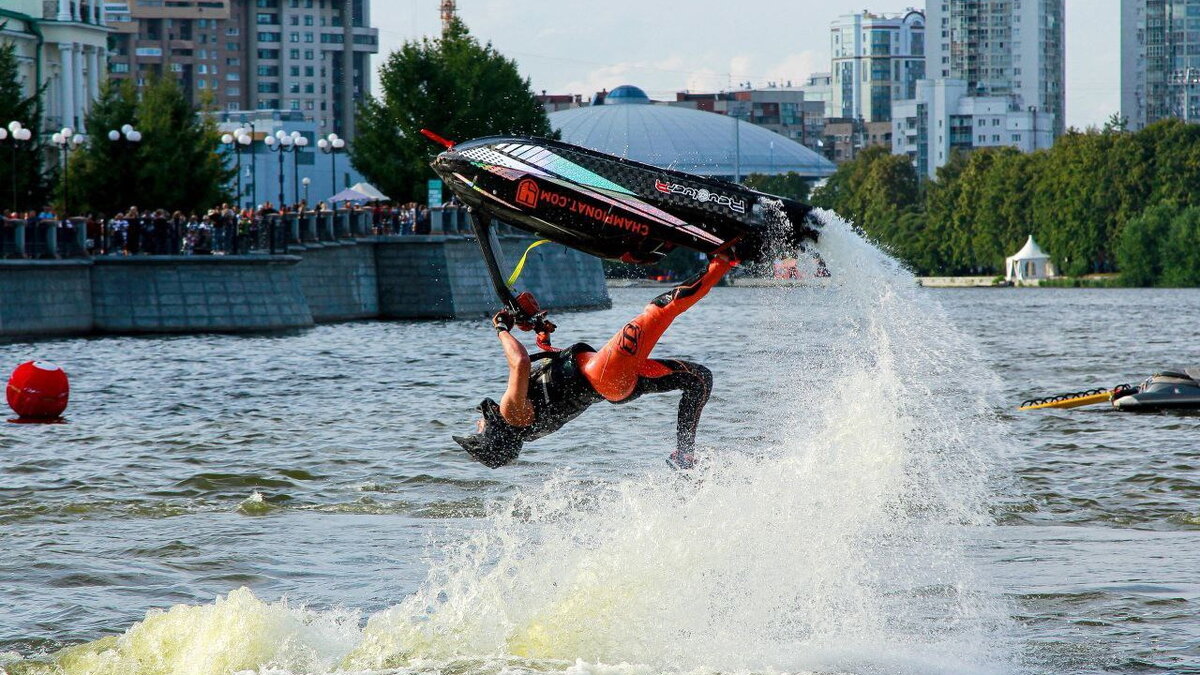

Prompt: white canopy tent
[350,182,390,201]
[1006,234,1055,282]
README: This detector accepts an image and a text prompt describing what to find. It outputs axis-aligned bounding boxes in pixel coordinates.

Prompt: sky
[372,0,1121,130]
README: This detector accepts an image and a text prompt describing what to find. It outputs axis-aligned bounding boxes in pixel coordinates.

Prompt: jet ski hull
[431,136,817,264]
[1112,370,1200,412]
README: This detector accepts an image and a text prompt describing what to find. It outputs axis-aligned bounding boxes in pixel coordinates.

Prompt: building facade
[798,72,833,117]
[105,0,378,138]
[672,87,827,155]
[892,79,1055,179]
[1121,0,1200,130]
[926,0,1065,137]
[830,9,926,123]
[0,0,111,132]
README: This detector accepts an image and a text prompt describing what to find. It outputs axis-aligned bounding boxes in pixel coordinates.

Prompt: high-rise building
[1,0,111,132]
[830,9,926,123]
[892,79,1055,179]
[1121,0,1200,130]
[926,0,1065,137]
[105,0,378,138]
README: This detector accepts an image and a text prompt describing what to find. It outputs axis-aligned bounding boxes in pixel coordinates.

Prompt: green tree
[743,172,810,201]
[1114,202,1176,286]
[351,18,554,203]
[1161,206,1200,286]
[0,37,46,214]
[70,77,230,215]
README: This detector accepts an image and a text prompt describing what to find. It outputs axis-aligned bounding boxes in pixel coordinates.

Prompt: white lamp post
[317,133,346,204]
[52,127,85,217]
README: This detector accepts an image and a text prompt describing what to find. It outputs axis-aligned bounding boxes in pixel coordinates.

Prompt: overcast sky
[372,0,1120,130]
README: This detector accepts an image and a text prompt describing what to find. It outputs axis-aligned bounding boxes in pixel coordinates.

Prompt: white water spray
[21,212,1014,675]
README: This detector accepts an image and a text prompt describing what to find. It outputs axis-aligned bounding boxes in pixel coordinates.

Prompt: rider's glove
[492,310,515,333]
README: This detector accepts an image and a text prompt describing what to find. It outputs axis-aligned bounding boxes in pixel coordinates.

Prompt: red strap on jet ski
[420,129,455,149]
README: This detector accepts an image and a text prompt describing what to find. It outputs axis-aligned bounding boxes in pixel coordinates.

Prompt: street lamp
[263,129,297,210]
[301,176,310,204]
[316,133,346,204]
[51,127,85,217]
[289,130,309,206]
[221,126,252,210]
[0,121,34,214]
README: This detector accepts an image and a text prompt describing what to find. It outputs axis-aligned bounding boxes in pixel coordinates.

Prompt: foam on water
[13,212,1014,675]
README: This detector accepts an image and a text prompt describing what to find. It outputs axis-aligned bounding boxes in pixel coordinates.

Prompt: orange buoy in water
[6,361,69,420]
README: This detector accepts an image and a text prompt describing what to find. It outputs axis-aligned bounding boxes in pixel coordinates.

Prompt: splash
[17,211,1014,675]
[346,211,1014,674]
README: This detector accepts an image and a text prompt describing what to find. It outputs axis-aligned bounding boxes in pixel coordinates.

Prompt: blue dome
[550,91,836,179]
[605,85,651,105]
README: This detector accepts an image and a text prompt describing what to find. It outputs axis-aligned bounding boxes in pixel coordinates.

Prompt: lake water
[1,216,1197,674]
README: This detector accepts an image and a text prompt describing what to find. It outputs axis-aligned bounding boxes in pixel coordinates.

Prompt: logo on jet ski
[515,179,540,208]
[654,180,746,214]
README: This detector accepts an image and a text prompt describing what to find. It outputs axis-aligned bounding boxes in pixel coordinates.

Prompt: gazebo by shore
[1006,234,1055,284]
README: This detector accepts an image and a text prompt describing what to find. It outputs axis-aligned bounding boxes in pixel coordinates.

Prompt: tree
[743,172,810,202]
[0,37,47,214]
[70,77,231,215]
[351,18,555,203]
[1114,202,1175,286]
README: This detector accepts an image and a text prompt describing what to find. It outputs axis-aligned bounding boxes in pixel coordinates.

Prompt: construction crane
[440,0,457,34]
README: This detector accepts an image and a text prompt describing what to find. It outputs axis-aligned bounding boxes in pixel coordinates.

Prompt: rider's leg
[615,359,714,454]
[580,256,732,402]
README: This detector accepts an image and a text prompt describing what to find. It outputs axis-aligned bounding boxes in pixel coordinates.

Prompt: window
[110,62,130,73]
[226,87,240,96]
[304,32,313,43]
[258,82,280,93]
[992,134,1000,142]
[226,72,239,81]
[197,79,207,89]
[227,102,239,111]
[227,42,240,51]
[290,15,299,25]
[290,32,300,42]
[257,65,279,76]
[257,49,280,59]
[304,15,313,26]
[290,100,301,110]
[197,64,208,74]
[304,50,314,60]
[256,13,279,24]
[227,57,240,66]
[257,32,281,42]
[304,66,314,77]
[290,48,301,59]
[304,83,313,93]
[289,83,300,93]
[226,27,240,36]
[290,66,300,76]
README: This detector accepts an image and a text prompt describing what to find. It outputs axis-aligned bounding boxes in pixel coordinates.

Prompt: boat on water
[1112,368,1200,412]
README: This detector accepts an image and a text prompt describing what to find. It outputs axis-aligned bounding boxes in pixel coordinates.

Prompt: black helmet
[452,398,523,468]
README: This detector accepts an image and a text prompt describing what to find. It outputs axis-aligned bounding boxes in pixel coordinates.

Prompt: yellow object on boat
[1018,390,1113,411]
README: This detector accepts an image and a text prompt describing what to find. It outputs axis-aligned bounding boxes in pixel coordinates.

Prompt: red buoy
[6,361,70,420]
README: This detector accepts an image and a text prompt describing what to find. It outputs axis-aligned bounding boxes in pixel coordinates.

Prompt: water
[1,215,1197,674]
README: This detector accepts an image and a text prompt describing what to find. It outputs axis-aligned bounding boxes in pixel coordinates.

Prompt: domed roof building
[549,85,835,180]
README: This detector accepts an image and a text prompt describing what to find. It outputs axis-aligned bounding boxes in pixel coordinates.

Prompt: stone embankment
[0,211,609,338]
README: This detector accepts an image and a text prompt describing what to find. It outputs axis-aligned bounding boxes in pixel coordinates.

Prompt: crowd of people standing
[4,200,440,257]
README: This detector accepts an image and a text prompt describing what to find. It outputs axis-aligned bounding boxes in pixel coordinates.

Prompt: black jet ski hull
[431,136,817,264]
[1113,370,1200,412]
[1113,389,1200,411]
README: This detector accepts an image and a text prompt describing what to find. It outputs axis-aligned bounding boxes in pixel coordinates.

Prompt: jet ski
[426,132,822,349]
[1020,367,1200,412]
[1111,368,1200,412]
[429,134,820,265]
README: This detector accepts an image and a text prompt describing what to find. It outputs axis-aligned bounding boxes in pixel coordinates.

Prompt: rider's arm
[497,330,535,427]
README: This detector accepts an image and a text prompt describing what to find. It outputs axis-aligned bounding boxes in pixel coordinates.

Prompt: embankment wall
[0,234,610,338]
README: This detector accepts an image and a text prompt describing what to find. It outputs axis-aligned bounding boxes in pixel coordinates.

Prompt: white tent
[1005,234,1055,282]
[350,182,390,201]
[329,187,372,203]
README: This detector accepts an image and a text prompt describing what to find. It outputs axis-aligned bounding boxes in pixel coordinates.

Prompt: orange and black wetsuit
[472,257,731,466]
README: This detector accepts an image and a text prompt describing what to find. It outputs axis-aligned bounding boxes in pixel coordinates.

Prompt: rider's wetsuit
[465,257,729,469]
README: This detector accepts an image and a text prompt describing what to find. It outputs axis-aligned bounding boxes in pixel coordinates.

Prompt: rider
[453,254,736,470]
